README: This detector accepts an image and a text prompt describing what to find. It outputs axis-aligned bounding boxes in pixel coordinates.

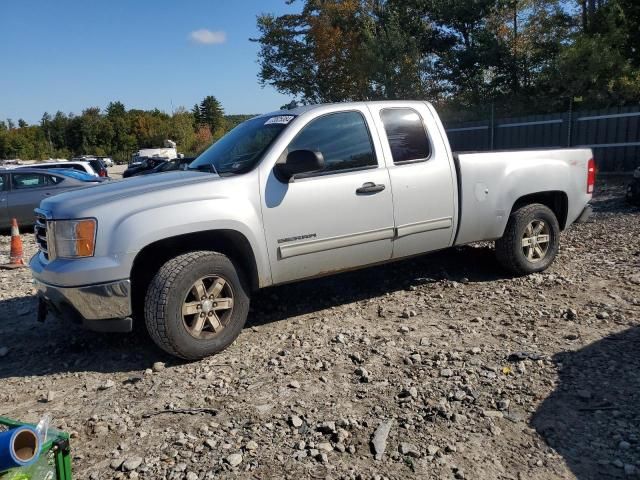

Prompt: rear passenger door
[368,104,456,258]
[8,173,58,226]
[0,173,8,228]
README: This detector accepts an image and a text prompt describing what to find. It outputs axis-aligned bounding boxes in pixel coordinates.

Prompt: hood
[41,170,220,218]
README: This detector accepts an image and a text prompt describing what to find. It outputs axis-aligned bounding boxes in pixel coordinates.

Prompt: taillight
[99,170,106,177]
[587,158,596,194]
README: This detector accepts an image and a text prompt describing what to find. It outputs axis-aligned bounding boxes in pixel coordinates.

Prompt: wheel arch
[130,230,260,322]
[509,191,569,230]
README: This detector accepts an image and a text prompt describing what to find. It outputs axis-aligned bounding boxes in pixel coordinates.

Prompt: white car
[15,160,98,177]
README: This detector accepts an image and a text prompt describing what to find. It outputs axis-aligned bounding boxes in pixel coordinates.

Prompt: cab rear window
[380,108,431,164]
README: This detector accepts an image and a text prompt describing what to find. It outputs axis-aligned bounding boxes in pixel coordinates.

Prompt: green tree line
[254,0,640,121]
[0,96,255,162]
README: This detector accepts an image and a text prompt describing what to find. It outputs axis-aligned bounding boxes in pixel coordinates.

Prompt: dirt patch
[0,179,638,480]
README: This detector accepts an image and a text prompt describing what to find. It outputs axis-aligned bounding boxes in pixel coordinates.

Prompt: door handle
[356,182,386,194]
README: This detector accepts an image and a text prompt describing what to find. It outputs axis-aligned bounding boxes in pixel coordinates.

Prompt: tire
[144,251,250,360]
[495,203,560,276]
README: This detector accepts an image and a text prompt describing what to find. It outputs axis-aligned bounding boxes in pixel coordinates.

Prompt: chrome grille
[34,211,49,261]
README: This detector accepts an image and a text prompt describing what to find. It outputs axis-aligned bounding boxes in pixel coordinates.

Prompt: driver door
[260,108,395,284]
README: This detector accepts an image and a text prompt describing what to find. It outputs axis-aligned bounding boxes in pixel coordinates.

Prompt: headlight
[50,219,97,259]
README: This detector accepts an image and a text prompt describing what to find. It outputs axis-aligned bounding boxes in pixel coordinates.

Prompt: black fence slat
[444,105,640,172]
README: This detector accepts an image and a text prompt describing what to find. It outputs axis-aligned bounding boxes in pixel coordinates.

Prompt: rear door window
[12,173,48,189]
[380,108,431,164]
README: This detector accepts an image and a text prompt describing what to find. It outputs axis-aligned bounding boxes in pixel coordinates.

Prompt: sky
[0,0,301,124]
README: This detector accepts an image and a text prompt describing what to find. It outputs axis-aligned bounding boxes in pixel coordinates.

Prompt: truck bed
[452,148,593,246]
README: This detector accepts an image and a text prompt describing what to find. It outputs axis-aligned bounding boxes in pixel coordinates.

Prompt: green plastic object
[0,416,72,480]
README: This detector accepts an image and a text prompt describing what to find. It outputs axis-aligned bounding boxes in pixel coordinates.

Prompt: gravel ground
[0,179,638,480]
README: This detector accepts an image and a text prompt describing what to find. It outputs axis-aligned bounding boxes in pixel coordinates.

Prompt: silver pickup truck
[31,101,594,359]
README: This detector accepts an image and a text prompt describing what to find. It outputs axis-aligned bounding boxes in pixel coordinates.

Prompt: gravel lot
[0,179,638,480]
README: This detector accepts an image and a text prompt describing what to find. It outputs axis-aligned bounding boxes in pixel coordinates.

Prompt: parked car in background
[0,168,103,229]
[122,156,169,178]
[132,157,195,176]
[72,157,109,178]
[15,160,99,177]
[130,145,178,167]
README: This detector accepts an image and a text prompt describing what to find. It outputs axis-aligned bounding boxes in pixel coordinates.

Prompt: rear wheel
[495,203,560,275]
[144,251,250,359]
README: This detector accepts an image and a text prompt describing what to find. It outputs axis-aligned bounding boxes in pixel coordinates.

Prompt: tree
[197,96,226,138]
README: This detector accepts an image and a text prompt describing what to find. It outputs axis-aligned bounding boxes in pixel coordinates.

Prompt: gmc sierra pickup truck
[31,101,594,359]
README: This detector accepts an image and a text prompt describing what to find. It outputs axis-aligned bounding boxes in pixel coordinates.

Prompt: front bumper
[35,278,133,332]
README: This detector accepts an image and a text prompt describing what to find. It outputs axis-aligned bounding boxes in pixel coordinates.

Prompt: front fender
[106,197,271,287]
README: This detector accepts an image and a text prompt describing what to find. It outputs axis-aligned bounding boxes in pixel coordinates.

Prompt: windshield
[189,115,295,175]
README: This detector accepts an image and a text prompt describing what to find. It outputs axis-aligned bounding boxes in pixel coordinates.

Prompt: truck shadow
[531,326,640,479]
[248,243,503,327]
[0,243,504,380]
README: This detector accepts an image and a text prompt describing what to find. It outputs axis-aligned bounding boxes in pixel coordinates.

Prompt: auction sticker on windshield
[265,115,295,125]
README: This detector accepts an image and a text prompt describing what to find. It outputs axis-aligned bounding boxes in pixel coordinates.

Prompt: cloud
[189,29,226,45]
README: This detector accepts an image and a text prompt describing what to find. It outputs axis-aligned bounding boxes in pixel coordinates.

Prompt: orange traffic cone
[1,218,26,269]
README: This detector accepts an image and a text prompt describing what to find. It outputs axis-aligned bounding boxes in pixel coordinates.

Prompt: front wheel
[495,203,560,275]
[144,251,250,360]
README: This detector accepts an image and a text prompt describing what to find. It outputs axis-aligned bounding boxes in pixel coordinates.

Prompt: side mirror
[274,150,325,182]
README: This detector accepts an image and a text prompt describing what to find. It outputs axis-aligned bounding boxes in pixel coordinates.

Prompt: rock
[246,440,258,451]
[333,334,346,344]
[619,441,631,450]
[497,399,510,411]
[355,367,370,382]
[110,458,125,470]
[399,442,420,458]
[151,361,165,372]
[225,453,243,467]
[98,379,115,391]
[398,325,410,333]
[483,410,504,419]
[0,347,8,357]
[186,473,198,480]
[46,390,55,402]
[596,311,609,319]
[317,442,332,452]
[427,445,440,456]
[624,464,637,476]
[290,415,303,428]
[204,439,217,449]
[440,368,454,378]
[122,456,143,472]
[289,380,301,389]
[371,420,394,460]
[507,351,544,362]
[399,386,418,399]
